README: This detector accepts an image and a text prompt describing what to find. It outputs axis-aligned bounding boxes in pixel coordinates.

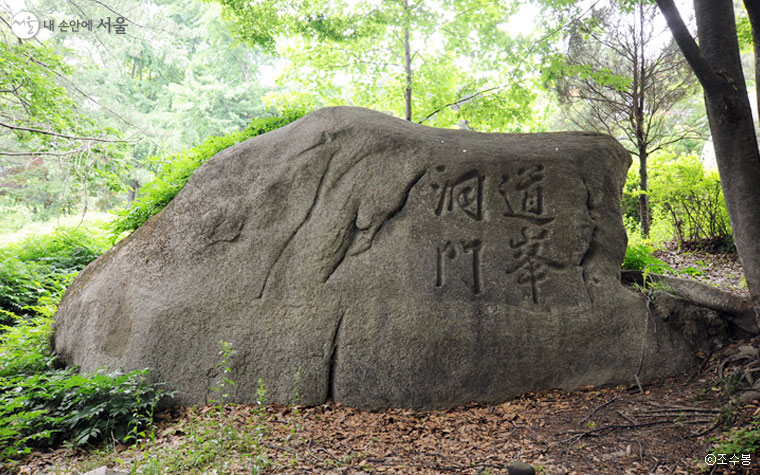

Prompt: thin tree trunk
[657,0,760,322]
[127,178,139,202]
[404,26,412,121]
[638,147,650,236]
[636,1,650,237]
[403,0,412,121]
[233,51,250,82]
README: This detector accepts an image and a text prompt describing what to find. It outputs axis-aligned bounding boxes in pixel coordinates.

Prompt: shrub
[109,110,307,237]
[0,225,169,472]
[623,151,732,249]
[9,227,106,272]
[624,212,673,250]
[0,227,108,323]
[706,417,760,468]
[649,152,731,247]
[0,311,169,466]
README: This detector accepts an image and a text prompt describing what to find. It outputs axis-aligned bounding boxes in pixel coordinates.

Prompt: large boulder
[53,107,696,409]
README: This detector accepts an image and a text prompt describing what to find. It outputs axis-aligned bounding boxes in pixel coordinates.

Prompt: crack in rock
[325,309,345,402]
[323,169,427,282]
[257,148,337,299]
[579,181,599,303]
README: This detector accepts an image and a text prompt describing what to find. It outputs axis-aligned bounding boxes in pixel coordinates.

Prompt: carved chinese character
[499,164,553,225]
[430,166,483,221]
[505,226,560,304]
[436,239,482,295]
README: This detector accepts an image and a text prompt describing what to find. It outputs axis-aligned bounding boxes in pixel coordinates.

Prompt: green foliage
[709,417,760,460]
[0,227,167,469]
[0,38,129,217]
[0,312,169,466]
[622,244,670,275]
[736,9,753,52]
[213,0,547,131]
[623,207,674,251]
[543,55,631,92]
[209,341,236,406]
[0,314,55,377]
[648,152,732,248]
[130,403,274,474]
[130,363,277,473]
[108,110,307,237]
[623,151,731,249]
[0,227,108,322]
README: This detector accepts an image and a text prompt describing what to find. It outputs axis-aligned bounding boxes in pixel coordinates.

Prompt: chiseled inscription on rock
[428,161,564,305]
[504,226,562,304]
[499,164,554,225]
[498,163,562,304]
[430,166,483,221]
[435,240,483,295]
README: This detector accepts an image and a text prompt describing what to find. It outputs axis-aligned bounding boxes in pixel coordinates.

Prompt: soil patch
[15,354,760,474]
[654,243,747,295]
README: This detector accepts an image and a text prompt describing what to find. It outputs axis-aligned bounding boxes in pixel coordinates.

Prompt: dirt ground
[16,360,759,474]
[653,244,748,295]
[14,246,760,474]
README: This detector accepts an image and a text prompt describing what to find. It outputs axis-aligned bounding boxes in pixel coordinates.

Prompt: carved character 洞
[430,166,483,221]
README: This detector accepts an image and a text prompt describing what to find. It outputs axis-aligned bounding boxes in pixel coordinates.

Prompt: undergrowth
[622,243,671,275]
[702,417,760,472]
[0,226,108,325]
[0,310,170,471]
[0,229,168,474]
[126,344,285,474]
[108,110,307,237]
[710,418,760,456]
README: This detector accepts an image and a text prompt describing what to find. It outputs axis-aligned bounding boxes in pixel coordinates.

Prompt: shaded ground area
[15,352,760,474]
[654,243,747,295]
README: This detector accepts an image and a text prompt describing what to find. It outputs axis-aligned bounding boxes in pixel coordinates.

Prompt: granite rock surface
[53,107,696,408]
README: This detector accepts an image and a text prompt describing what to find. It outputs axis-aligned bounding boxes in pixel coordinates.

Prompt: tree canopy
[212,0,554,131]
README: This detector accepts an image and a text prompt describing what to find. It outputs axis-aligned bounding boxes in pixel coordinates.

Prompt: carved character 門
[436,240,482,295]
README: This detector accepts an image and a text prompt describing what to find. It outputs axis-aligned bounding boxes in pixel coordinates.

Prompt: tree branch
[0,148,92,157]
[655,0,723,93]
[419,0,603,124]
[0,120,131,143]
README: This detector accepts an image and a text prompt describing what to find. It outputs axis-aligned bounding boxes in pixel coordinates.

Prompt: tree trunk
[638,148,650,236]
[621,270,757,334]
[657,0,760,322]
[636,1,650,237]
[744,0,760,115]
[403,0,412,121]
[404,25,412,121]
[233,51,250,82]
[127,178,139,202]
